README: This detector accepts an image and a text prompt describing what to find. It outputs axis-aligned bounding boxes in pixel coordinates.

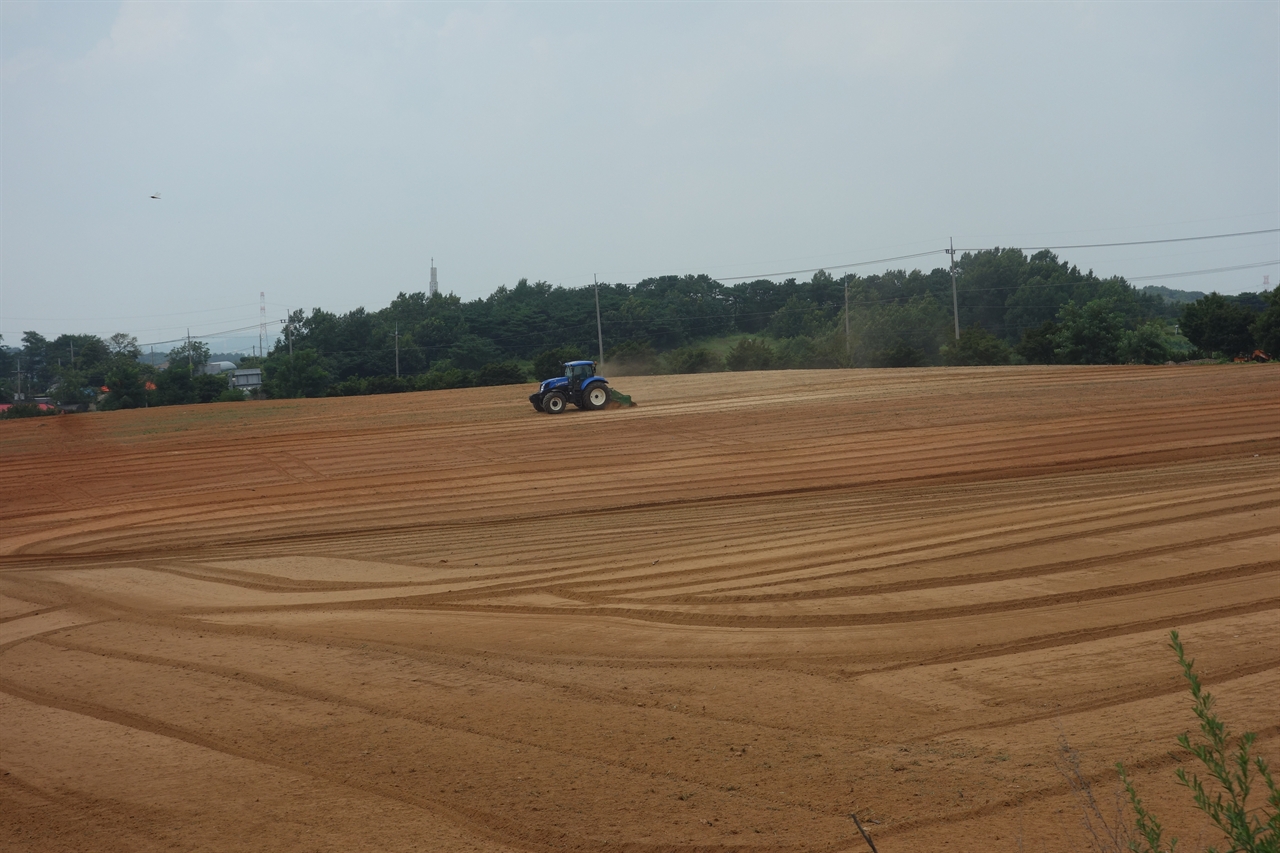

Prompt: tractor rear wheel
[583,383,610,411]
[543,391,567,414]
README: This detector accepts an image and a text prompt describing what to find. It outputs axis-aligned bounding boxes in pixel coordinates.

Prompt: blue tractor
[529,360,612,414]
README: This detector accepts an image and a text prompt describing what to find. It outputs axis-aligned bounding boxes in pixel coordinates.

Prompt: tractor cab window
[566,363,593,380]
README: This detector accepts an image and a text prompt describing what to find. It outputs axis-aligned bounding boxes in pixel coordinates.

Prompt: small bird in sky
[150,192,161,199]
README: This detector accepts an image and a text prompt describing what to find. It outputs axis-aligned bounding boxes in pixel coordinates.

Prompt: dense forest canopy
[4,248,1277,409]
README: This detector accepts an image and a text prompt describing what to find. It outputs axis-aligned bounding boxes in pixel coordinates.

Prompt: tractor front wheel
[543,391,567,414]
[583,384,610,411]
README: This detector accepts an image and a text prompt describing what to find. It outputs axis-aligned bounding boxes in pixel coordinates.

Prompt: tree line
[3,248,1277,409]
[0,332,250,412]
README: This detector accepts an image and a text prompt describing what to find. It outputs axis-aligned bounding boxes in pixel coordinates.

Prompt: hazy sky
[3,1,1277,353]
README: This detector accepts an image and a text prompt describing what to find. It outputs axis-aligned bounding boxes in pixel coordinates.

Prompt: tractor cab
[564,360,596,389]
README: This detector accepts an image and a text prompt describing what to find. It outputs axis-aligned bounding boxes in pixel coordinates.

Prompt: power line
[5,303,263,324]
[137,321,285,349]
[970,227,1280,253]
[1126,260,1279,282]
[616,228,1279,286]
[711,250,947,283]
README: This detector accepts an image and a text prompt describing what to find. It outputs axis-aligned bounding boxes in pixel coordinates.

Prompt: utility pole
[947,238,960,341]
[844,276,850,365]
[15,356,20,401]
[394,322,400,379]
[594,275,605,373]
[287,314,293,357]
[187,329,193,370]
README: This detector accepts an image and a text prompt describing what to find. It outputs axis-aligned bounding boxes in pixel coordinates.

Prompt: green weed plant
[1118,631,1278,853]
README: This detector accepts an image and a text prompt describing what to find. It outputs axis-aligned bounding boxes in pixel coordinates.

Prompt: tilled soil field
[1,365,1277,853]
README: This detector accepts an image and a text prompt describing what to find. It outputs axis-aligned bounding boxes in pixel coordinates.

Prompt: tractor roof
[564,360,596,367]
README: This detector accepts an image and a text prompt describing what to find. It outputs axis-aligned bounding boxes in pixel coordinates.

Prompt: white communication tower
[429,258,439,297]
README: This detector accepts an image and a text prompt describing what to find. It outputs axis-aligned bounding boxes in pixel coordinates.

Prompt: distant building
[228,368,263,392]
[202,361,237,375]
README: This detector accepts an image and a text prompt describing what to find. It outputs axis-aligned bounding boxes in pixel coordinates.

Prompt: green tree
[107,333,142,360]
[1004,270,1077,337]
[0,402,59,419]
[847,295,949,368]
[193,372,230,403]
[1119,321,1176,365]
[662,346,722,374]
[0,334,12,402]
[1249,284,1280,357]
[167,340,211,369]
[875,342,929,368]
[101,360,148,409]
[265,349,331,398]
[957,247,1035,334]
[605,340,658,375]
[476,361,528,386]
[361,376,411,395]
[636,274,733,345]
[20,331,52,393]
[50,366,95,407]
[533,346,586,381]
[415,362,475,390]
[725,338,777,371]
[774,334,842,369]
[1017,320,1060,364]
[1053,299,1124,364]
[941,325,1014,366]
[1180,293,1258,356]
[728,279,793,334]
[152,365,196,406]
[768,294,831,338]
[45,334,110,386]
[447,334,502,370]
[327,376,369,396]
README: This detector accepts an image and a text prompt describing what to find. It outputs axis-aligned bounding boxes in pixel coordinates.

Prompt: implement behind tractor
[529,360,633,414]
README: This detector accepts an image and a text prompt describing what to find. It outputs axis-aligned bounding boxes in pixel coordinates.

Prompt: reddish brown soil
[1,365,1277,853]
